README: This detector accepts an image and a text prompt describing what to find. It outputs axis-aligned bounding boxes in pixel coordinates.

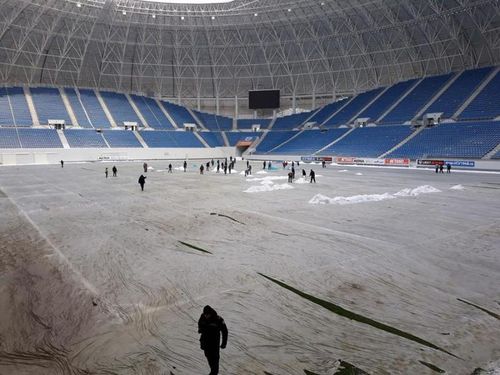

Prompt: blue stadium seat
[199,132,225,147]
[30,87,72,125]
[237,119,271,129]
[358,79,418,122]
[64,129,108,148]
[388,121,500,159]
[459,71,500,120]
[381,74,454,124]
[7,87,33,126]
[425,67,493,119]
[255,131,298,153]
[194,111,233,131]
[272,112,315,130]
[130,95,174,129]
[64,88,92,128]
[102,130,142,148]
[0,128,21,148]
[318,126,413,157]
[160,101,198,128]
[100,91,143,127]
[77,89,111,128]
[270,128,349,155]
[323,88,384,127]
[17,128,62,148]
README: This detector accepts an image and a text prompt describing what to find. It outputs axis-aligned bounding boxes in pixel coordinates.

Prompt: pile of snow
[244,183,293,193]
[246,176,288,183]
[294,177,309,184]
[256,170,268,174]
[309,185,441,205]
[174,166,184,171]
[393,185,441,197]
[309,193,395,205]
[450,184,465,190]
[355,172,363,176]
[338,169,349,173]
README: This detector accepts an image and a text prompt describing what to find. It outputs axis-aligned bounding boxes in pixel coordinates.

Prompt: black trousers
[204,349,220,375]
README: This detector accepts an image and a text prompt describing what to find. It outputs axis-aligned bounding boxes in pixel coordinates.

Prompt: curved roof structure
[0,0,498,100]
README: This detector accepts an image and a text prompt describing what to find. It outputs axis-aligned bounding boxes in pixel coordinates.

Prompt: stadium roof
[0,0,498,99]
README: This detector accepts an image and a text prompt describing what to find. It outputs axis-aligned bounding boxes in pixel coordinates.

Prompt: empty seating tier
[195,111,233,131]
[0,88,14,126]
[161,101,198,128]
[30,87,72,125]
[199,132,225,147]
[64,129,108,148]
[0,128,21,148]
[17,128,63,148]
[459,71,500,121]
[100,91,142,127]
[307,98,349,126]
[64,88,93,128]
[388,122,500,159]
[357,79,418,122]
[77,89,111,128]
[102,130,142,148]
[425,67,493,119]
[324,88,384,127]
[130,95,174,129]
[318,126,413,157]
[7,87,33,126]
[381,74,454,124]
[139,131,204,148]
[226,132,262,146]
[269,128,349,155]
[256,131,298,153]
[237,119,271,129]
[272,112,314,130]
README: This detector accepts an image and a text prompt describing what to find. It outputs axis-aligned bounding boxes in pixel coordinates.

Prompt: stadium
[0,0,499,374]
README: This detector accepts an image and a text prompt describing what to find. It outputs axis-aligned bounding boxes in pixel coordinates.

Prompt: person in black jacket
[138,175,146,191]
[198,305,228,375]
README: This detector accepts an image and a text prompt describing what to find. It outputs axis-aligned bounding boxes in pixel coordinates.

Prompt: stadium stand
[226,132,262,146]
[0,128,21,148]
[194,111,233,131]
[380,74,454,124]
[198,131,225,147]
[492,150,500,159]
[357,79,418,122]
[102,130,142,148]
[307,98,349,126]
[388,122,500,159]
[64,88,92,128]
[130,95,174,129]
[100,91,143,127]
[17,128,63,148]
[424,67,493,119]
[458,70,500,120]
[160,101,198,128]
[272,112,315,130]
[318,125,413,157]
[323,88,384,127]
[64,129,108,148]
[140,131,204,148]
[269,128,350,155]
[30,87,72,125]
[237,119,271,129]
[77,89,111,128]
[256,130,298,153]
[0,87,14,126]
[7,87,33,126]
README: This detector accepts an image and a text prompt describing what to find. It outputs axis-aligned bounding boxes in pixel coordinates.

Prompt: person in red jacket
[198,305,228,375]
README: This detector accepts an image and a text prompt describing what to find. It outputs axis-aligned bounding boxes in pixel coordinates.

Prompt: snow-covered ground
[0,161,499,375]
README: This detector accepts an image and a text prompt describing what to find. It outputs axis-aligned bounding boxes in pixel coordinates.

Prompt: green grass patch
[178,241,212,254]
[258,273,459,359]
[457,298,500,320]
[419,361,445,373]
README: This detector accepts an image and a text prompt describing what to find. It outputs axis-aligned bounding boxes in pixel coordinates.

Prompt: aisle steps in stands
[414,72,461,120]
[24,87,39,126]
[59,88,79,127]
[378,125,427,158]
[313,127,356,154]
[377,79,421,123]
[126,93,149,127]
[95,90,117,127]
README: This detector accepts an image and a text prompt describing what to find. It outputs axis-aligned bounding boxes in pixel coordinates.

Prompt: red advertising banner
[335,156,355,164]
[384,158,410,166]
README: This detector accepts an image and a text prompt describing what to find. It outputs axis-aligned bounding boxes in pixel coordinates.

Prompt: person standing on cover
[309,169,316,183]
[105,167,108,178]
[183,160,187,172]
[198,305,228,375]
[112,165,117,177]
[60,160,64,168]
[138,174,146,191]
[143,162,148,173]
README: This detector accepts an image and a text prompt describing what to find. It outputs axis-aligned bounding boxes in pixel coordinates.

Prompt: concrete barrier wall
[0,147,236,166]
